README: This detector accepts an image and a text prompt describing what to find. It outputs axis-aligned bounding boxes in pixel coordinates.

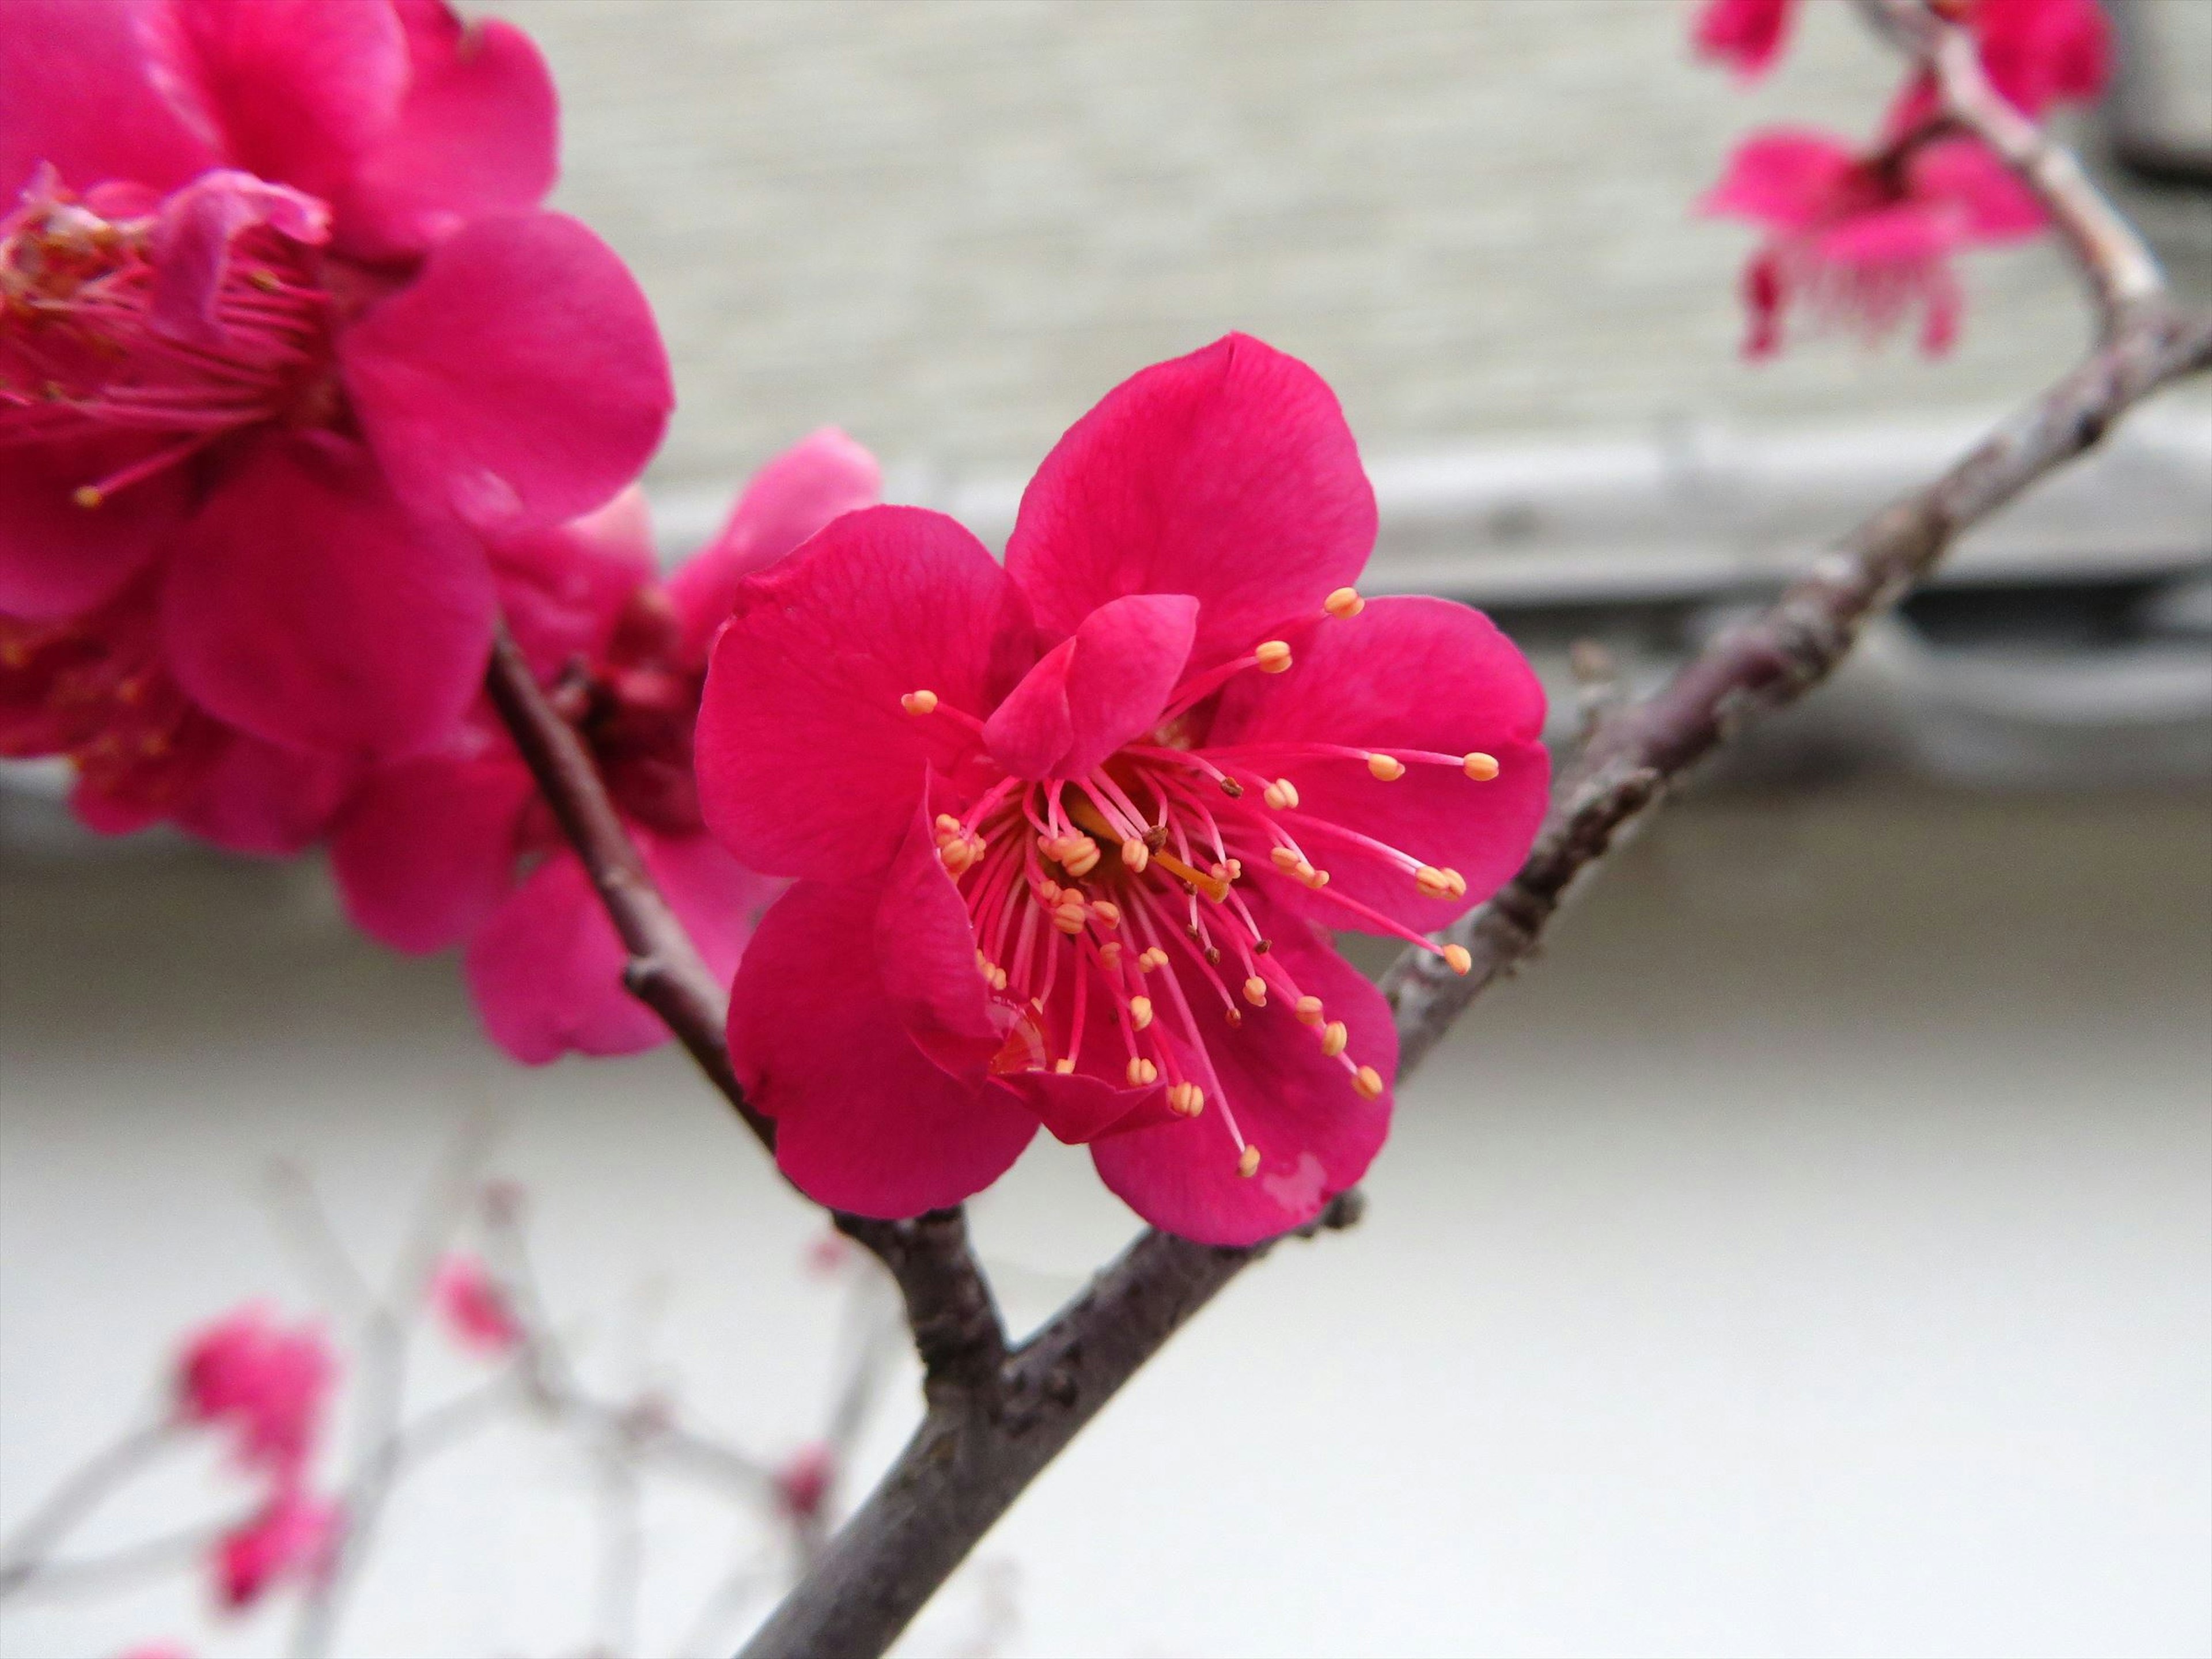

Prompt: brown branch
[1856,0,2165,327]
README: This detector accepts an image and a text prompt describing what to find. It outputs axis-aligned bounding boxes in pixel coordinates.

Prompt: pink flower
[0,578,357,853]
[0,1,671,758]
[118,1645,192,1659]
[214,1483,338,1610]
[430,1253,521,1354]
[1693,0,1797,78]
[175,1305,334,1479]
[774,1442,834,1524]
[1701,127,2045,356]
[332,431,881,1064]
[697,336,1550,1245]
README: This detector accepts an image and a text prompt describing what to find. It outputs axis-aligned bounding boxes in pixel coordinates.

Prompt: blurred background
[3,2,2209,1655]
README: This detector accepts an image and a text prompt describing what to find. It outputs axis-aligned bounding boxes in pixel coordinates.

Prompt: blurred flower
[332,431,881,1063]
[0,578,356,852]
[175,1304,334,1479]
[214,1483,338,1610]
[1692,0,1796,78]
[773,1441,834,1524]
[430,1253,522,1354]
[0,0,671,758]
[1701,126,2045,356]
[116,1645,192,1659]
[700,335,1549,1245]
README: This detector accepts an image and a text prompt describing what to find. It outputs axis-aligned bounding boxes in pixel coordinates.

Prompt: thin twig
[0,1419,181,1599]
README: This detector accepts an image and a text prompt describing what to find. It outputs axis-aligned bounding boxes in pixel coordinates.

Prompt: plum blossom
[430,1253,522,1354]
[698,336,1549,1245]
[175,1304,334,1479]
[1693,0,1796,78]
[214,1484,338,1609]
[0,0,671,757]
[332,431,881,1063]
[1702,126,2046,356]
[0,578,356,853]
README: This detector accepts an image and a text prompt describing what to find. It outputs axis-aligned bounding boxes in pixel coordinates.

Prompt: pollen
[1237,1145,1262,1179]
[71,485,103,510]
[900,689,938,715]
[1301,864,1330,889]
[1090,901,1121,928]
[1295,995,1325,1026]
[1126,1056,1158,1087]
[1366,752,1405,782]
[1254,641,1293,674]
[1463,752,1500,781]
[1442,944,1472,975]
[1263,777,1300,810]
[1052,899,1088,935]
[1319,1021,1348,1057]
[1167,1081,1205,1118]
[1128,995,1155,1030]
[939,838,978,876]
[1242,975,1267,1007]
[1120,837,1149,873]
[1352,1065,1384,1101]
[1414,865,1457,900]
[1270,846,1303,873]
[1097,940,1124,968]
[1324,586,1365,619]
[1138,946,1170,972]
[1054,1058,1077,1074]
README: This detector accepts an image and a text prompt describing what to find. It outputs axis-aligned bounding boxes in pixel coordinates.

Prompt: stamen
[1254,641,1293,674]
[1414,865,1466,900]
[1324,586,1365,619]
[1237,1145,1262,1178]
[1442,944,1472,975]
[1241,976,1267,1007]
[1262,777,1300,810]
[1128,995,1154,1031]
[1120,837,1149,873]
[1320,1021,1349,1057]
[1366,752,1406,782]
[1126,1056,1158,1087]
[1090,901,1121,929]
[1464,752,1501,781]
[1294,995,1325,1026]
[1352,1066,1384,1101]
[1167,1082,1205,1118]
[1138,946,1170,972]
[1054,1058,1076,1074]
[900,689,938,715]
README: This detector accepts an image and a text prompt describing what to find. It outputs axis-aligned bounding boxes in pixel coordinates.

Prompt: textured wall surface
[488,0,2138,491]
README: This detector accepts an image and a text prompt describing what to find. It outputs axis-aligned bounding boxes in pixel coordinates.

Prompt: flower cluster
[1694,0,2110,357]
[173,1304,340,1608]
[700,336,1548,1244]
[2,0,669,828]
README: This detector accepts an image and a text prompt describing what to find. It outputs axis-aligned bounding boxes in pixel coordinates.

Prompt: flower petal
[1006,334,1377,671]
[340,211,673,535]
[488,486,658,678]
[0,441,184,620]
[730,879,1038,1217]
[332,1,559,258]
[466,846,658,1062]
[985,593,1199,781]
[0,0,217,195]
[1091,897,1392,1245]
[666,428,882,661]
[648,827,781,991]
[1206,595,1548,934]
[331,747,529,952]
[696,506,1037,881]
[1698,130,1856,232]
[138,0,410,202]
[875,799,1000,1075]
[175,733,361,855]
[1907,137,2047,242]
[161,435,496,756]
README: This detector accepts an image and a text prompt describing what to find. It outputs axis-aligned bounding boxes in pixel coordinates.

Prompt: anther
[1090,901,1121,928]
[1263,778,1300,810]
[1120,837,1149,873]
[1126,1057,1158,1087]
[1295,995,1325,1026]
[1324,586,1365,619]
[1237,1145,1262,1179]
[1414,865,1456,900]
[1319,1021,1348,1057]
[1060,838,1101,877]
[1442,944,1472,975]
[1097,940,1124,968]
[72,485,103,510]
[1254,641,1293,674]
[1463,752,1500,781]
[1353,1066,1384,1101]
[1167,1082,1205,1118]
[1270,846,1303,873]
[1366,752,1405,782]
[1052,899,1088,935]
[1242,976,1267,1007]
[900,690,938,715]
[1300,863,1329,889]
[938,840,977,876]
[1223,1007,1243,1027]
[1054,1058,1076,1074]
[1218,777,1244,797]
[1139,946,1169,972]
[935,814,963,835]
[1128,995,1154,1031]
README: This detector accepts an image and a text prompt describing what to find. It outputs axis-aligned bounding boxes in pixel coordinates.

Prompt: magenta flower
[774,1442,835,1524]
[175,1304,334,1479]
[1692,0,1797,78]
[1701,127,2045,357]
[333,431,881,1063]
[698,337,1549,1245]
[214,1483,338,1610]
[0,0,671,757]
[430,1253,521,1354]
[0,579,357,853]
